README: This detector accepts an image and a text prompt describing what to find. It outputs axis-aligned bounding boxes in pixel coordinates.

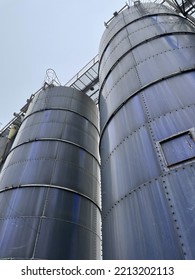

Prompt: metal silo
[99,2,195,259]
[0,85,101,259]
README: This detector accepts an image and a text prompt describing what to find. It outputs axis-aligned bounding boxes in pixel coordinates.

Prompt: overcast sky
[0,0,126,127]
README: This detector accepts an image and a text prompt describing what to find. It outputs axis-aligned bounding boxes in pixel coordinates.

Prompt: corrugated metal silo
[0,85,101,259]
[99,2,195,259]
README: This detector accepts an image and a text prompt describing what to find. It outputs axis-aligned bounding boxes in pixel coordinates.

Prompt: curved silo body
[99,2,195,259]
[0,86,101,259]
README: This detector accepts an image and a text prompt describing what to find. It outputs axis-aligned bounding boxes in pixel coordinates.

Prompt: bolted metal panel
[0,86,101,259]
[102,178,184,260]
[99,2,181,60]
[0,187,101,259]
[99,3,195,259]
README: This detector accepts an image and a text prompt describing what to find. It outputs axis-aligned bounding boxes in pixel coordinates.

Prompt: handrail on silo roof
[65,54,100,105]
[65,55,99,87]
[104,4,130,28]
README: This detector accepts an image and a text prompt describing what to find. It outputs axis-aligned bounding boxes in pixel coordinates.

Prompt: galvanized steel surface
[99,3,195,259]
[0,86,101,259]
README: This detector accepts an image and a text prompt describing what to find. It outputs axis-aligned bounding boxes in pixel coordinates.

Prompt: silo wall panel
[0,142,100,205]
[99,33,195,129]
[141,72,195,120]
[151,107,195,141]
[99,3,195,259]
[100,94,147,161]
[0,86,101,259]
[102,178,183,260]
[0,187,101,259]
[160,165,195,259]
[99,16,195,80]
[13,110,99,163]
[99,2,179,59]
[26,86,99,130]
[101,126,161,213]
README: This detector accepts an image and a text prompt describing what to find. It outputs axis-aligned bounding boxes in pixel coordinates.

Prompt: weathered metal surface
[99,3,195,259]
[0,86,101,259]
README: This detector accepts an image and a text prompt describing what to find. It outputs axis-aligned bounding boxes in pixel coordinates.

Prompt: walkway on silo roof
[65,55,99,105]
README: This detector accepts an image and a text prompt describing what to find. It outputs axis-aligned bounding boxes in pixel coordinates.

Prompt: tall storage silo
[0,85,101,259]
[99,2,195,259]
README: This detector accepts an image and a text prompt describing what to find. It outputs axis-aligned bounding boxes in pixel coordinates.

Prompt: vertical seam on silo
[123,12,142,88]
[161,172,188,258]
[31,187,50,259]
[141,91,166,170]
[137,53,188,257]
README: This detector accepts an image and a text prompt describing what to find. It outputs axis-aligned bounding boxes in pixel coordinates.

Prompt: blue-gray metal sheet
[0,86,101,259]
[12,109,99,161]
[100,94,147,157]
[161,133,195,166]
[102,178,184,260]
[142,71,195,119]
[161,164,195,259]
[0,187,101,259]
[35,217,101,260]
[99,17,195,79]
[0,217,40,259]
[99,3,179,59]
[99,34,195,129]
[0,187,47,218]
[99,2,195,260]
[26,86,99,130]
[101,125,162,212]
[151,106,195,141]
[0,141,100,207]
